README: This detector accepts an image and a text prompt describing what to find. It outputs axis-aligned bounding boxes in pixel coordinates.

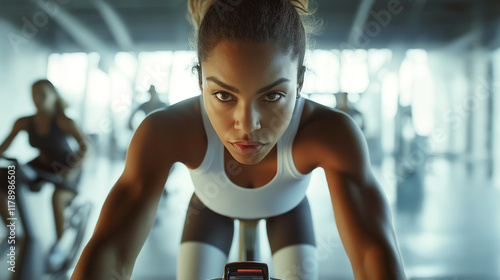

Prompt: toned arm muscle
[311,110,406,279]
[71,111,179,279]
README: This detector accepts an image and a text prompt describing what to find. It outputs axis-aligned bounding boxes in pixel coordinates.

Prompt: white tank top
[189,96,312,219]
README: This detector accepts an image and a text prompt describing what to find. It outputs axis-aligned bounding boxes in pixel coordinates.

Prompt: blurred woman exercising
[0,79,88,241]
[72,0,407,279]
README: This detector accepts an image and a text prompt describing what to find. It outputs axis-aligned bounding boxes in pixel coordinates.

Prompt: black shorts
[180,193,316,255]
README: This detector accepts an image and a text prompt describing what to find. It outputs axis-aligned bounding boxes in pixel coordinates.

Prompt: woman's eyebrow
[206,76,239,93]
[206,76,290,94]
[257,78,290,94]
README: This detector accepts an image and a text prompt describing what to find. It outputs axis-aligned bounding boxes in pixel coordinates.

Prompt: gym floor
[1,151,499,279]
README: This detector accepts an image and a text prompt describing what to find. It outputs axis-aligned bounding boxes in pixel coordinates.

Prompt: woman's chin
[227,149,265,166]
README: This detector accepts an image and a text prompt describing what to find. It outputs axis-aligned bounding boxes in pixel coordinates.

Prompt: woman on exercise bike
[72,0,407,279]
[0,79,88,242]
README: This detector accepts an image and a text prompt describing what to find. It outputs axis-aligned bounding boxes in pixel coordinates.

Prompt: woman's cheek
[268,103,294,132]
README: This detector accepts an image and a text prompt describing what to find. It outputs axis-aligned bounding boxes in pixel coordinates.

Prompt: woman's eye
[263,92,283,102]
[214,92,234,102]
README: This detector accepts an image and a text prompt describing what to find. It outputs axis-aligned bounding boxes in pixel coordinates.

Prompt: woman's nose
[234,103,261,134]
[34,95,44,106]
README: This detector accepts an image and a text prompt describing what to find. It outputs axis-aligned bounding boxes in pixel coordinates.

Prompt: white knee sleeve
[177,241,228,280]
[272,244,318,280]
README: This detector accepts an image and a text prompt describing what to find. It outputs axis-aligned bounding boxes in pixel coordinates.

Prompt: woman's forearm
[71,239,130,280]
[71,179,163,279]
[354,244,407,280]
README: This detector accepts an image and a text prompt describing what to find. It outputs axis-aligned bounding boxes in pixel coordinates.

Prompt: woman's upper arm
[312,110,405,278]
[122,110,181,192]
[100,111,179,238]
[92,107,185,239]
[0,117,29,154]
[74,112,180,276]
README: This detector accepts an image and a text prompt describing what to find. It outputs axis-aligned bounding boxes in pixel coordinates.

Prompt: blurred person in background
[128,84,171,207]
[0,79,88,244]
[128,85,168,131]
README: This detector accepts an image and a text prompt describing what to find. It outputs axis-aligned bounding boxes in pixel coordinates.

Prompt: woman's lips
[231,141,265,155]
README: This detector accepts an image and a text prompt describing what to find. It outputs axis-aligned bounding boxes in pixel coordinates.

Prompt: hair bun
[188,0,216,29]
[289,0,309,15]
[189,0,311,29]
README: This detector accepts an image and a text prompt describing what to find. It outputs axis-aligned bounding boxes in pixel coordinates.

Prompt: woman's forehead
[33,84,55,95]
[202,41,299,82]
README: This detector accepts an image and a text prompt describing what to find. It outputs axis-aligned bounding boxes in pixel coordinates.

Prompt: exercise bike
[209,220,282,280]
[0,156,92,280]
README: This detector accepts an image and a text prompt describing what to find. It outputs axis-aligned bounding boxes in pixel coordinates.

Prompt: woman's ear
[296,82,304,99]
[297,82,304,95]
[297,65,305,98]
[193,64,203,92]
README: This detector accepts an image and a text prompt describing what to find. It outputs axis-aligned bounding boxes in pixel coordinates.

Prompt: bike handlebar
[0,156,70,191]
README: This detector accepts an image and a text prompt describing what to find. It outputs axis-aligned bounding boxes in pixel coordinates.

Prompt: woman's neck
[37,108,57,118]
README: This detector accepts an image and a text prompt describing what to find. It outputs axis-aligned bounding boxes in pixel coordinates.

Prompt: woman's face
[32,83,57,112]
[201,42,301,165]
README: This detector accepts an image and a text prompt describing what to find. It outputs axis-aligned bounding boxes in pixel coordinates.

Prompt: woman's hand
[57,116,88,168]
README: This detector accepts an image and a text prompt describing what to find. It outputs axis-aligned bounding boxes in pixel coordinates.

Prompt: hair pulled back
[188,0,314,84]
[32,79,68,115]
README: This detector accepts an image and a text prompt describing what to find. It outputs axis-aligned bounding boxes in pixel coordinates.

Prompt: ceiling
[1,0,499,53]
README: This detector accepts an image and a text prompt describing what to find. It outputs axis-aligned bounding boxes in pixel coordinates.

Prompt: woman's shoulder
[299,99,356,133]
[144,95,203,129]
[137,96,206,167]
[13,115,34,130]
[295,99,366,169]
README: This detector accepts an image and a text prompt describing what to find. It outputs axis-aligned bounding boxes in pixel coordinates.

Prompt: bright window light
[115,52,138,81]
[168,51,200,105]
[303,50,340,94]
[86,59,112,133]
[135,51,174,102]
[368,49,391,73]
[340,49,369,94]
[400,49,435,136]
[109,66,133,115]
[382,73,398,119]
[47,52,89,96]
[399,53,413,107]
[47,52,89,118]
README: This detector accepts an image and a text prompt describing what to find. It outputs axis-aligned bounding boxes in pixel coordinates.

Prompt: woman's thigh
[266,197,318,279]
[266,197,316,253]
[178,194,234,280]
[27,157,81,193]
